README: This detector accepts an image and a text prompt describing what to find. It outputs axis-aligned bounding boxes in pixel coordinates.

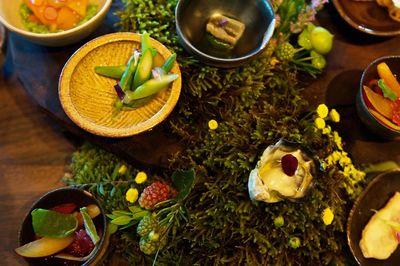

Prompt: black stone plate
[347,169,400,265]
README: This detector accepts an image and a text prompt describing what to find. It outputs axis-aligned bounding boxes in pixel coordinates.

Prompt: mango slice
[377,62,400,98]
[363,85,393,119]
[15,236,74,258]
[369,108,400,131]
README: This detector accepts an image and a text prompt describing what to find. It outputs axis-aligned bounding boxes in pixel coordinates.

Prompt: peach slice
[15,236,74,258]
[369,108,400,131]
[57,7,80,30]
[67,0,89,17]
[363,85,393,120]
[377,62,400,97]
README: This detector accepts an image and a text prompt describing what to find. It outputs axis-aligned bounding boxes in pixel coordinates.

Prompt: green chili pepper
[161,53,176,73]
[80,207,100,245]
[94,65,126,79]
[124,74,178,103]
[132,49,153,90]
[120,50,141,91]
[141,31,157,56]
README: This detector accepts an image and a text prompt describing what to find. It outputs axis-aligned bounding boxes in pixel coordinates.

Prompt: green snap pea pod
[161,53,176,73]
[122,96,154,110]
[80,207,100,245]
[132,49,153,90]
[124,74,178,103]
[120,50,141,91]
[94,65,126,79]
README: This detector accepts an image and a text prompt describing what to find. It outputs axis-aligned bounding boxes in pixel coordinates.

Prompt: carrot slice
[377,62,400,98]
[47,0,67,8]
[44,6,58,21]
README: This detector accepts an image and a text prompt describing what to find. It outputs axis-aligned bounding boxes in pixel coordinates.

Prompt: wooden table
[1,2,400,265]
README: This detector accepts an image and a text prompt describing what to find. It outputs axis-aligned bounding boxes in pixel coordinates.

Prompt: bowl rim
[174,0,276,64]
[58,32,182,138]
[0,0,112,38]
[17,186,108,265]
[359,55,400,134]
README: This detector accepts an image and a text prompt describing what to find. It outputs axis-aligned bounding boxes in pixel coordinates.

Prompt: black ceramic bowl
[18,187,107,266]
[175,0,275,67]
[347,169,400,265]
[356,55,400,139]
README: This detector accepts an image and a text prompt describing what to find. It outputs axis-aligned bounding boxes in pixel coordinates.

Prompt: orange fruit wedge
[369,108,400,131]
[363,85,393,120]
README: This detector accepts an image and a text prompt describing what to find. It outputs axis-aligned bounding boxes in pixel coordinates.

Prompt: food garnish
[94,32,178,112]
[376,0,400,22]
[20,0,98,33]
[362,62,400,130]
[31,208,78,238]
[359,192,400,260]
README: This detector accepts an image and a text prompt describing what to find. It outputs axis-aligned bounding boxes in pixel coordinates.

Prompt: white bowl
[0,0,112,47]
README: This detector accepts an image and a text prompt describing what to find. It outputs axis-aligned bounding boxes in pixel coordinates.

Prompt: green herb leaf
[31,208,78,238]
[172,169,196,201]
[108,223,119,235]
[378,79,398,101]
[80,207,100,245]
[111,215,134,225]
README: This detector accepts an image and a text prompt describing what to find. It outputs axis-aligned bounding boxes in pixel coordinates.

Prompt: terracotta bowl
[356,55,400,139]
[18,187,107,266]
[0,0,112,47]
[59,32,182,138]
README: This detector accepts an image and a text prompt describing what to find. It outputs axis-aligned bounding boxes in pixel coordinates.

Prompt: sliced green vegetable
[378,79,398,101]
[120,50,141,91]
[125,74,178,102]
[94,65,126,79]
[132,49,153,89]
[80,207,100,245]
[141,31,157,56]
[31,208,78,238]
[206,33,233,51]
[122,96,154,109]
[161,53,177,73]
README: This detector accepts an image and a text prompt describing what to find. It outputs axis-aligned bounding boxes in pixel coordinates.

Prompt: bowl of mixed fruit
[15,187,107,265]
[0,0,112,46]
[357,55,400,139]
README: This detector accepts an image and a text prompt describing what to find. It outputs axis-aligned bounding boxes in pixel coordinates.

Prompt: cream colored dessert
[248,140,314,203]
[359,192,400,260]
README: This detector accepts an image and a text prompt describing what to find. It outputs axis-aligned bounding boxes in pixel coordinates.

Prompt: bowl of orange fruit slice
[0,0,112,46]
[357,55,400,139]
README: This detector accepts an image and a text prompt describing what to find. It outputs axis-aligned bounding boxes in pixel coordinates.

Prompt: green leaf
[112,210,132,216]
[171,169,196,201]
[111,215,134,225]
[129,205,144,213]
[31,208,78,238]
[98,183,105,196]
[378,79,398,101]
[108,223,119,235]
[110,186,117,197]
[80,207,100,245]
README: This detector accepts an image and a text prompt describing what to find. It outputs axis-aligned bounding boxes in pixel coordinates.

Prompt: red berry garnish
[64,229,95,257]
[281,154,298,176]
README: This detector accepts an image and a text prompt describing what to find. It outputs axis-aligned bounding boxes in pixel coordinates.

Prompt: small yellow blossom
[333,131,343,150]
[322,125,331,135]
[125,188,139,203]
[317,104,329,118]
[322,207,334,225]
[270,57,280,66]
[135,171,147,184]
[208,119,218,130]
[118,164,128,175]
[329,109,340,122]
[314,117,326,129]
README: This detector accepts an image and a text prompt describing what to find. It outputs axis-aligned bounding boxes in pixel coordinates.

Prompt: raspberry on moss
[138,181,176,210]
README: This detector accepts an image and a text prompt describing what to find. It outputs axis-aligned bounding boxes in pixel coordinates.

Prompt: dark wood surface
[1,2,400,265]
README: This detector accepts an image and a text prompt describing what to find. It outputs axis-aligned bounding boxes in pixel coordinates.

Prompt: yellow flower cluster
[313,104,340,130]
[126,188,139,203]
[208,119,219,130]
[321,207,334,225]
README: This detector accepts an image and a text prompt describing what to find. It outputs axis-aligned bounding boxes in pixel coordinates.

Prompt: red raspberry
[139,181,176,210]
[64,229,95,257]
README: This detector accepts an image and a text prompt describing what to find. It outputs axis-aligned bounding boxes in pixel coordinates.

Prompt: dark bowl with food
[175,0,275,67]
[17,187,107,266]
[356,55,400,139]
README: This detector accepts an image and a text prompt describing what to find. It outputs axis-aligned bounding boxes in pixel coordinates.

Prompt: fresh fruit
[310,26,334,55]
[137,213,158,237]
[377,62,400,97]
[139,237,158,255]
[64,229,95,257]
[138,181,176,210]
[369,109,400,131]
[275,42,295,61]
[15,236,74,258]
[311,51,326,70]
[363,85,393,119]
